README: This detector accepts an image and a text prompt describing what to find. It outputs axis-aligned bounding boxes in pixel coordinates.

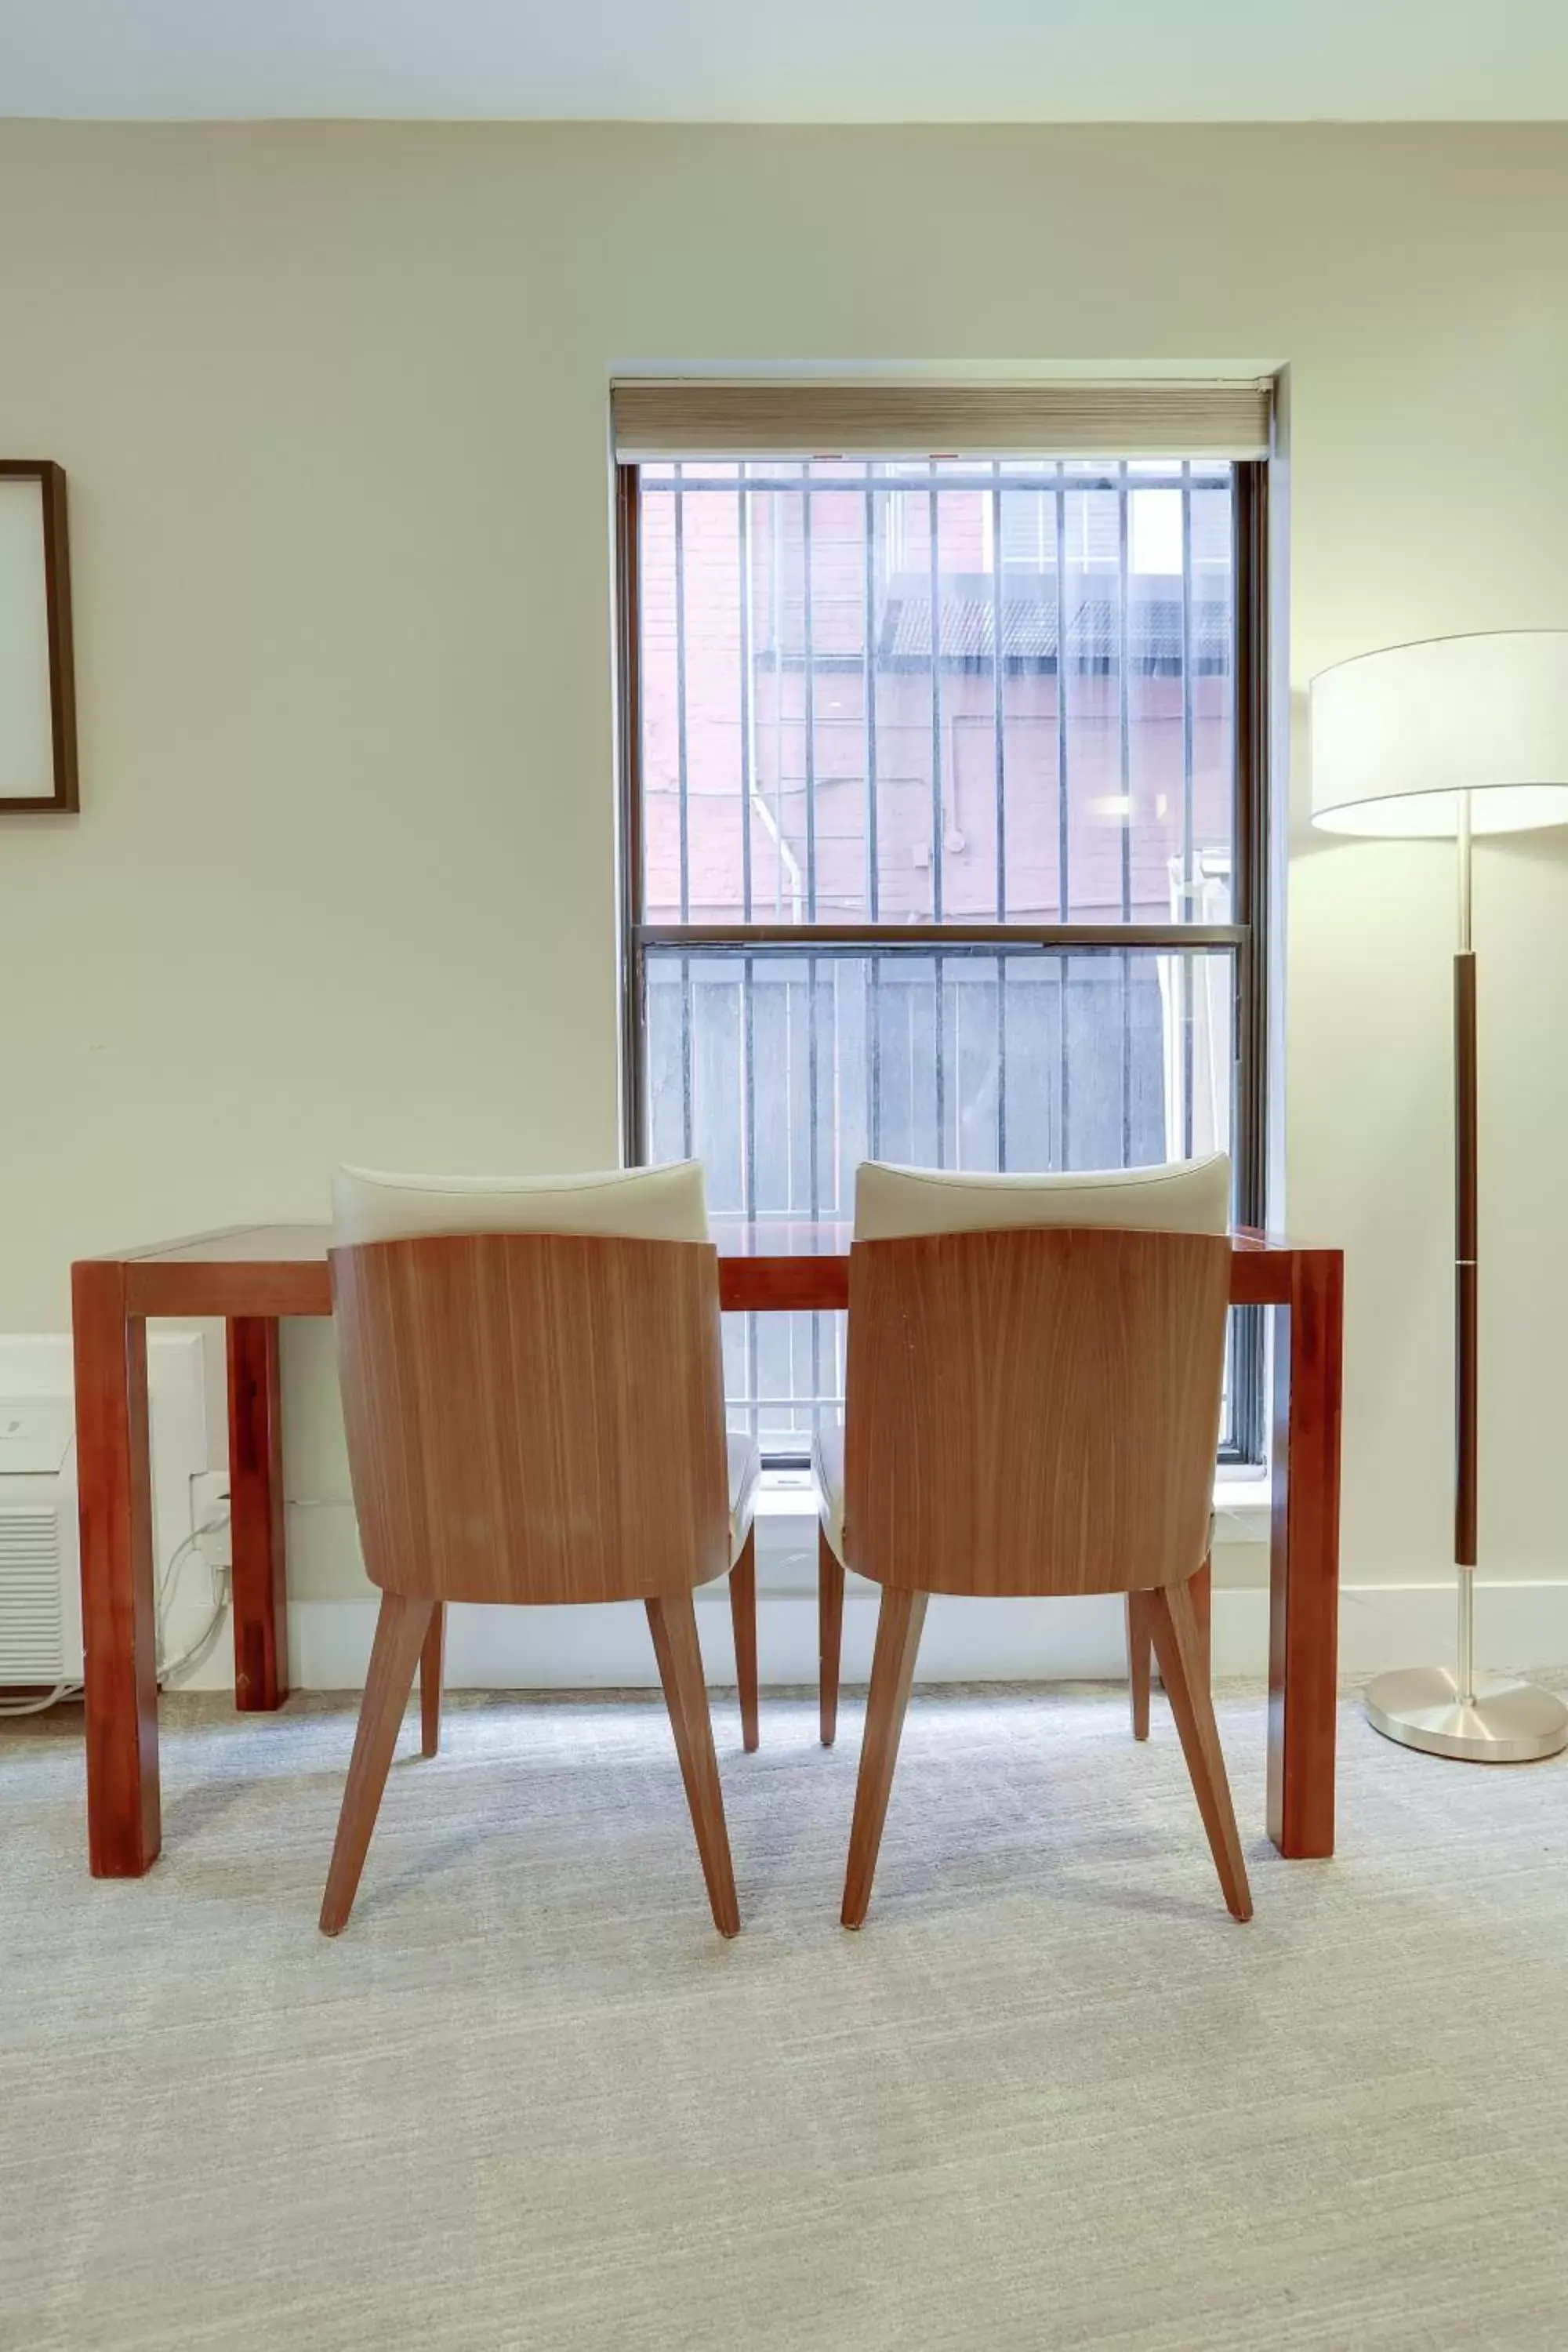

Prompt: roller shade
[612,379,1272,462]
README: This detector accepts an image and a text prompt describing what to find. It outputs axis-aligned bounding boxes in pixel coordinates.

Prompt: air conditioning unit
[0,1397,81,1686]
[0,1334,212,1693]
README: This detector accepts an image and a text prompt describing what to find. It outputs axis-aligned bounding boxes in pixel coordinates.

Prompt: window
[618,445,1268,1466]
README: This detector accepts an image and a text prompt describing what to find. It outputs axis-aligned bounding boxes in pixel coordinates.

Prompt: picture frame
[0,459,78,814]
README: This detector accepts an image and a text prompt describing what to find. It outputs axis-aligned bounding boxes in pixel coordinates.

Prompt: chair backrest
[844,1158,1232,1599]
[328,1163,728,1606]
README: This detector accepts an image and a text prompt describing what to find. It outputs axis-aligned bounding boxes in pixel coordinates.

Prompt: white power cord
[156,1513,232,1686]
[0,1682,78,1718]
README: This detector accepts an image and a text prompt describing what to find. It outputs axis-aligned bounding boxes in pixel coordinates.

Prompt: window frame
[615,457,1271,1465]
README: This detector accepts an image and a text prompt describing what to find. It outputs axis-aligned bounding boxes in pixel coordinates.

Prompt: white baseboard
[1334,1581,1568,1681]
[172,1577,1568,1693]
[154,1479,1568,1695]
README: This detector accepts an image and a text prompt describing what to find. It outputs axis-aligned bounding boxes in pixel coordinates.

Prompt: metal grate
[622,456,1265,1465]
[0,1505,67,1683]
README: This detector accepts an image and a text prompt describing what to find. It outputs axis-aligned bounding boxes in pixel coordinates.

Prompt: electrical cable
[155,1512,231,1686]
[0,1682,78,1718]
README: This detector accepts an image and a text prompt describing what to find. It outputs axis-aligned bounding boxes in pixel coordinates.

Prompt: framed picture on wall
[0,460,78,813]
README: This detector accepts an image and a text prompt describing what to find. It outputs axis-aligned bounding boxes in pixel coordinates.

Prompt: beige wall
[2,123,1566,1623]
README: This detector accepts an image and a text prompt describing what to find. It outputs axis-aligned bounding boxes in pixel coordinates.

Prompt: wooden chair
[319,1160,757,1939]
[815,1155,1250,1926]
[815,1156,1229,1751]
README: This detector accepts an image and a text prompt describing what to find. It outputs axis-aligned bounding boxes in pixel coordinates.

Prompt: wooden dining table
[71,1220,1342,1879]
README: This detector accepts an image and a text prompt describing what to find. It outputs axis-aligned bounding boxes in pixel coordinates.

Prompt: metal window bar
[802,483,818,920]
[1117,462,1133,1164]
[808,947,822,1415]
[991,463,1007,1163]
[863,481,880,920]
[1181,460,1196,1158]
[868,941,881,1160]
[736,481,759,1424]
[681,953,693,1160]
[931,472,946,1158]
[741,947,757,1443]
[673,464,690,924]
[936,946,948,1162]
[866,485,881,1167]
[672,465,694,1157]
[928,473,944,924]
[992,463,1007,920]
[738,478,755,925]
[1055,470,1072,1160]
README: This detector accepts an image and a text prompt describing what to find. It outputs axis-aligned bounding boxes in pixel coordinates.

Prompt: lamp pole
[1454,788,1476,1711]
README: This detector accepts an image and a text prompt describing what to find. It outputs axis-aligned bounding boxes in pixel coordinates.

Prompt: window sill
[760,1466,1271,1544]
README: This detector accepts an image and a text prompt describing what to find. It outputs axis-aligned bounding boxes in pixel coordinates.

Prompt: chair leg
[1145,1573,1253,1923]
[1127,1591,1152,1740]
[1192,1555,1212,1700]
[818,1525,845,1748]
[420,1601,445,1759]
[841,1587,928,1930]
[728,1529,759,1754]
[647,1589,741,1938]
[1131,1559,1210,1740]
[320,1591,434,1937]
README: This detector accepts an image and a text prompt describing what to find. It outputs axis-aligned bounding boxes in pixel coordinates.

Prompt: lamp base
[1364,1667,1568,1763]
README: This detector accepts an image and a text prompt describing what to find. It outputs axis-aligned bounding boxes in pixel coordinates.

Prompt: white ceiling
[1,0,1565,122]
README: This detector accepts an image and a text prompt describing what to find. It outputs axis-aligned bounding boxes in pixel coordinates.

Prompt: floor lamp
[1310,630,1568,1763]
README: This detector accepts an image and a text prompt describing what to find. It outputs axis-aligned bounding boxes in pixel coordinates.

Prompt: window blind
[611,379,1272,462]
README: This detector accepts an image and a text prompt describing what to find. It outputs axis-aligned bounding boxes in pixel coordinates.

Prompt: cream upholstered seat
[817,1151,1247,1927]
[814,1424,846,1563]
[812,1154,1229,1581]
[724,1435,761,1559]
[320,1160,759,1940]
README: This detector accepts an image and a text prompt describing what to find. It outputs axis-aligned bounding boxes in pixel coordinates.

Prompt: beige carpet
[4,1681,1567,2352]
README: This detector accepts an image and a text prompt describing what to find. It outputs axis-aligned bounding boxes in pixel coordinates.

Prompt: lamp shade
[1310,630,1568,837]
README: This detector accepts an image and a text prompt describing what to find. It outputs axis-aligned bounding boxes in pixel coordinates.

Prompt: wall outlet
[191,1471,232,1571]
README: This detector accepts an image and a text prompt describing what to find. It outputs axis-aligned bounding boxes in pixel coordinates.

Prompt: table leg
[227,1318,289,1711]
[1267,1251,1344,1858]
[73,1261,160,1876]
